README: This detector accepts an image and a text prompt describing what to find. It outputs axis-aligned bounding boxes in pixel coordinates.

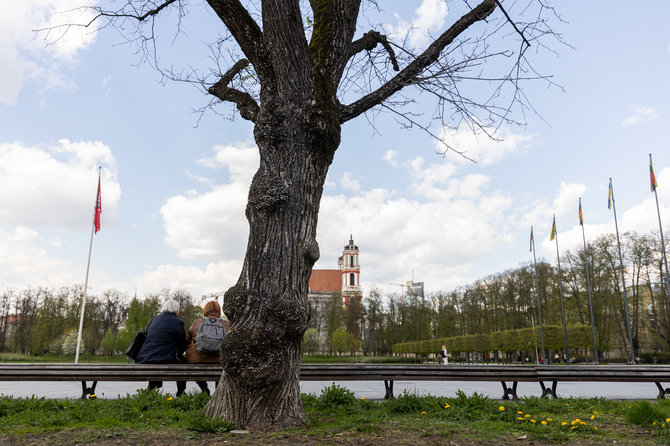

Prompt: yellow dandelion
[421,411,427,415]
[594,427,598,431]
[361,397,365,400]
[444,404,451,409]
[541,420,547,425]
[571,426,577,430]
[590,415,595,420]
[653,422,658,426]
[565,403,570,406]
[561,422,567,426]
[574,418,581,422]
[525,414,531,418]
[666,418,670,423]
[517,417,524,421]
[547,418,552,422]
[580,422,587,426]
[167,397,173,401]
[571,421,576,426]
[593,411,598,414]
[499,406,505,411]
[517,411,523,414]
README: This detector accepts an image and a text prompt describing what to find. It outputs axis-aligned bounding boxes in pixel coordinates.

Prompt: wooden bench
[1,363,669,400]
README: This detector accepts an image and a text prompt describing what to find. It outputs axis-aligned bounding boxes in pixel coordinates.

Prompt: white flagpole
[580,198,599,364]
[75,168,101,364]
[551,214,570,363]
[610,178,636,364]
[530,226,546,364]
[75,224,95,364]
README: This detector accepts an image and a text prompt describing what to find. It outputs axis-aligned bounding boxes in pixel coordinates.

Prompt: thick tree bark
[201,0,497,431]
[204,93,339,428]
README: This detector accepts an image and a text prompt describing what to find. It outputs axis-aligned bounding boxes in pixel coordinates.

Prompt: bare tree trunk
[205,95,339,429]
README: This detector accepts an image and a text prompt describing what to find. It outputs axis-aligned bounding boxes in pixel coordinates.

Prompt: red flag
[94,173,101,233]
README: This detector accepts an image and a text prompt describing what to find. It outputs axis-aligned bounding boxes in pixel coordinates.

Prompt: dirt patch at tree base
[0,428,640,446]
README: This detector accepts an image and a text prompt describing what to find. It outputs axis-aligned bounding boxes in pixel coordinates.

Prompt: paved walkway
[0,379,660,400]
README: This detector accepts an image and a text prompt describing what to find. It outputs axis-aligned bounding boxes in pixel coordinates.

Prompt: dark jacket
[185,313,230,364]
[136,312,187,364]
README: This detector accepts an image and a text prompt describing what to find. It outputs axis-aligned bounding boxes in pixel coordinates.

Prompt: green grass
[0,385,669,444]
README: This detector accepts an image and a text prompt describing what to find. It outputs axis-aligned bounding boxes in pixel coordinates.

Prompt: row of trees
[0,287,203,356]
[1,230,668,363]
[308,231,670,363]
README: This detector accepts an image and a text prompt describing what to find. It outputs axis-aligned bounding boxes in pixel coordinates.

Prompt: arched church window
[350,273,355,286]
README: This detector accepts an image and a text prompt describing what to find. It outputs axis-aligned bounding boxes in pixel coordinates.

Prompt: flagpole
[610,178,636,364]
[551,215,570,364]
[75,167,101,364]
[579,198,599,364]
[650,154,670,300]
[530,226,546,364]
[75,223,95,364]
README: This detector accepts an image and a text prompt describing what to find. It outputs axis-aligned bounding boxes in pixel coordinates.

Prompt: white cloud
[340,172,361,192]
[134,260,242,300]
[437,124,534,165]
[196,141,258,183]
[383,150,398,166]
[1,1,98,105]
[0,226,79,290]
[314,158,513,292]
[0,139,120,228]
[385,0,449,49]
[619,106,659,127]
[553,181,586,218]
[162,142,258,261]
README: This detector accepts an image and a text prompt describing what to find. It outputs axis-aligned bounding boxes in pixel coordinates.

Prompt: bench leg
[539,381,558,399]
[655,382,670,399]
[80,381,98,400]
[500,381,519,400]
[384,380,395,400]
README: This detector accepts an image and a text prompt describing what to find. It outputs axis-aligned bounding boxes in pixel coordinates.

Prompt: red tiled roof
[309,269,342,293]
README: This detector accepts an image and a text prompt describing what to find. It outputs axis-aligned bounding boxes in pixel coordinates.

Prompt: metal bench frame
[1,363,669,400]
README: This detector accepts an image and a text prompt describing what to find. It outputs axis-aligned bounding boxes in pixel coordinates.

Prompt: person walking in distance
[440,344,449,365]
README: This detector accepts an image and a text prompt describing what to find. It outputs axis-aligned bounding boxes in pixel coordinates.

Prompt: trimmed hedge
[392,325,594,355]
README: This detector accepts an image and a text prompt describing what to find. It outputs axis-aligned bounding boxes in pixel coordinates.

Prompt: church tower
[340,235,361,306]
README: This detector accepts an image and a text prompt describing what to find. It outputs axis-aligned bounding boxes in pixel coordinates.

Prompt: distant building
[308,235,362,312]
[406,281,424,298]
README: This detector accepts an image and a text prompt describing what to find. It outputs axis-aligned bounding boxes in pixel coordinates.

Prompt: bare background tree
[44,0,561,430]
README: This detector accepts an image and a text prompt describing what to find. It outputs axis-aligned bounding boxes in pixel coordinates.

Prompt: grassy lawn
[0,384,668,445]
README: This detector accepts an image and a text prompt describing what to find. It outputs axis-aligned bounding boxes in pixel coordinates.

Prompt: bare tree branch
[338,0,497,123]
[349,30,399,71]
[208,59,260,122]
[206,0,270,80]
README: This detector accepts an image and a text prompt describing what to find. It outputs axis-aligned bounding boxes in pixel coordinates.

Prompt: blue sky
[1,1,669,301]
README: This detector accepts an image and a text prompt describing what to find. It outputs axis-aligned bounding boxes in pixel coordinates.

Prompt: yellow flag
[550,216,556,241]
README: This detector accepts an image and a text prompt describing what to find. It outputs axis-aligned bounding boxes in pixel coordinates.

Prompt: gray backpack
[195,317,226,353]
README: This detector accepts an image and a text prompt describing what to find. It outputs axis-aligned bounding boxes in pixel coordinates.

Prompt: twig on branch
[208,59,260,122]
[380,104,477,163]
[338,0,497,123]
[349,31,400,71]
[495,0,531,48]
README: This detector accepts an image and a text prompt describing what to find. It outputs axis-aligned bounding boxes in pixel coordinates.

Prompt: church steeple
[340,235,360,305]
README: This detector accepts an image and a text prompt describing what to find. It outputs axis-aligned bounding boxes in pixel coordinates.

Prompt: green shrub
[386,391,432,414]
[315,383,356,410]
